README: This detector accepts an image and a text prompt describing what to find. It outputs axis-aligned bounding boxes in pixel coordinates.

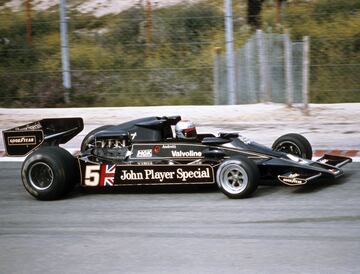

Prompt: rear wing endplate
[2,117,83,156]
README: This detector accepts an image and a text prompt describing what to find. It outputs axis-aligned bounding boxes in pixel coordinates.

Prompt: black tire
[21,147,78,200]
[216,156,259,199]
[272,133,312,160]
[80,125,112,152]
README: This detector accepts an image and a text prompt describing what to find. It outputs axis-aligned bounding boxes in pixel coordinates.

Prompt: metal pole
[235,48,241,103]
[256,29,266,102]
[245,40,256,103]
[60,0,71,103]
[266,29,272,101]
[213,47,222,105]
[284,29,294,107]
[302,36,310,115]
[224,0,236,105]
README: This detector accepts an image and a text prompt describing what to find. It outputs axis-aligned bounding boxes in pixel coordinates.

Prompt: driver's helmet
[175,120,197,139]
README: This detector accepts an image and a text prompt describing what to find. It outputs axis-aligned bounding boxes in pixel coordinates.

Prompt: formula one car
[2,116,352,200]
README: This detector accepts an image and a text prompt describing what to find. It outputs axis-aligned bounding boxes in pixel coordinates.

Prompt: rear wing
[2,118,83,156]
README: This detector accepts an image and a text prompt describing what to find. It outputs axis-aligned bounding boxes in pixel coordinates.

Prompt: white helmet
[175,120,197,139]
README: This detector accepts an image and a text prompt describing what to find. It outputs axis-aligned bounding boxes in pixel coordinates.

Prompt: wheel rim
[28,162,54,191]
[219,164,248,194]
[274,141,302,157]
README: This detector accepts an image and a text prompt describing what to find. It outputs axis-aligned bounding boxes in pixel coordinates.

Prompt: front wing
[266,154,352,186]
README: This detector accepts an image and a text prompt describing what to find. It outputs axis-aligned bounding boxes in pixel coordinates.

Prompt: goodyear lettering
[282,178,304,184]
[278,175,307,186]
[8,136,36,145]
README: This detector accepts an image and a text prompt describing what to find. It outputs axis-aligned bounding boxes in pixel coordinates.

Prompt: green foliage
[0,1,10,6]
[313,0,360,19]
[0,0,358,107]
[282,0,360,103]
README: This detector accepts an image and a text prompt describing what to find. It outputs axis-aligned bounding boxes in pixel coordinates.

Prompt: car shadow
[253,184,282,197]
[67,184,218,199]
[67,181,285,199]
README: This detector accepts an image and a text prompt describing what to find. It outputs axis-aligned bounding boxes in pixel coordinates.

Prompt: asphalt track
[0,162,359,274]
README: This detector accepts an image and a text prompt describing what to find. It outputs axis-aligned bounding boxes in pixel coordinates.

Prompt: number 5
[84,165,100,186]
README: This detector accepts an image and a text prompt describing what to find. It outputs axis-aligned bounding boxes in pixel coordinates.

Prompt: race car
[2,116,352,200]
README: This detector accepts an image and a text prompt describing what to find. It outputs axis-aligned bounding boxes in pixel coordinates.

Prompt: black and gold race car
[2,116,351,200]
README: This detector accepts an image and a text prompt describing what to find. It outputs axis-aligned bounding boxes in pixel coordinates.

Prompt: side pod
[2,117,83,156]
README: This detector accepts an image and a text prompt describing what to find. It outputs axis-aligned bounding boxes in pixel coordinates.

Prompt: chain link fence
[0,1,359,107]
[214,30,308,105]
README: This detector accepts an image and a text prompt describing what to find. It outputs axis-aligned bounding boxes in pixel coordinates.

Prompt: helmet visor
[183,127,197,138]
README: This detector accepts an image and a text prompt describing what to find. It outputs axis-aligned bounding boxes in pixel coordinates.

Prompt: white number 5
[84,165,100,186]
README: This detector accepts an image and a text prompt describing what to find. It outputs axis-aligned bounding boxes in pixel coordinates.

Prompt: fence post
[266,27,273,101]
[284,29,294,107]
[256,29,269,102]
[235,48,241,104]
[244,40,257,103]
[302,36,310,115]
[213,47,222,105]
[224,0,236,105]
[60,0,71,103]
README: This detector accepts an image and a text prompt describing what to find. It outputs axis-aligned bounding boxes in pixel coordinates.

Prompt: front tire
[21,147,77,200]
[272,133,312,159]
[216,156,259,199]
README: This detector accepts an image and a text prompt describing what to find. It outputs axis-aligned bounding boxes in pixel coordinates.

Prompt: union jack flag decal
[100,164,116,186]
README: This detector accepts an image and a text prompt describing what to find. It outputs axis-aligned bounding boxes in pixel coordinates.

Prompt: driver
[175,120,197,139]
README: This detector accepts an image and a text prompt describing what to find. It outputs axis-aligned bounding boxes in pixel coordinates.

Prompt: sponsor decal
[137,162,154,165]
[153,145,161,154]
[84,165,100,186]
[171,150,202,157]
[319,159,328,163]
[8,136,36,146]
[136,149,152,158]
[282,177,305,185]
[83,164,215,186]
[162,144,176,149]
[100,164,116,186]
[288,173,300,178]
[83,164,116,186]
[278,174,307,186]
[115,165,214,185]
[120,168,210,182]
[20,122,42,131]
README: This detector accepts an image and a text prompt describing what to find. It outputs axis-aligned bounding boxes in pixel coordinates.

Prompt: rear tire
[272,133,312,160]
[21,147,78,200]
[216,156,259,199]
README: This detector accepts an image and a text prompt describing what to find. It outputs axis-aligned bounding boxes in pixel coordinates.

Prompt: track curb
[313,150,360,157]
